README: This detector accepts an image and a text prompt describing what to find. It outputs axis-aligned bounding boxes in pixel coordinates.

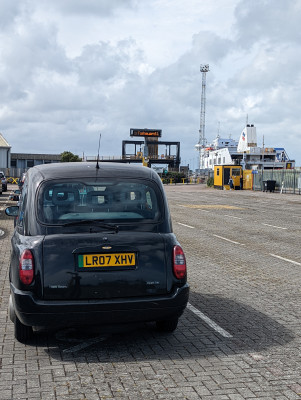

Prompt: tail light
[173,245,186,279]
[19,249,34,285]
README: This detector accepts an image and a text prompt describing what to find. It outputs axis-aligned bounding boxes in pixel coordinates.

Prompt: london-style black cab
[6,162,189,342]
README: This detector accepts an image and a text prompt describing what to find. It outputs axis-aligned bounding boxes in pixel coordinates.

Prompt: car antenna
[96,132,101,169]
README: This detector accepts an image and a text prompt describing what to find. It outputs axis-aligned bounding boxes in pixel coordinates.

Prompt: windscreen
[37,179,162,224]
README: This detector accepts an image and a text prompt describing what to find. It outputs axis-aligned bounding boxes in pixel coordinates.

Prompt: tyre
[156,317,178,333]
[14,316,33,343]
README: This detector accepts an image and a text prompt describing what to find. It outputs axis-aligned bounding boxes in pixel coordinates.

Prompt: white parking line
[177,222,195,229]
[0,201,8,211]
[187,303,233,338]
[224,215,242,220]
[262,223,287,230]
[213,234,245,246]
[270,254,301,266]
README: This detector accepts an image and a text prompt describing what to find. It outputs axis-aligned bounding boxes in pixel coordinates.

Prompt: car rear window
[37,179,162,224]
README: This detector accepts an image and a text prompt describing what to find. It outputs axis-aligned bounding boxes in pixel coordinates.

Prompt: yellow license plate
[78,253,136,268]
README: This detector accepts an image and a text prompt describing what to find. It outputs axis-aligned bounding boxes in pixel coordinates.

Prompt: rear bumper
[11,283,189,328]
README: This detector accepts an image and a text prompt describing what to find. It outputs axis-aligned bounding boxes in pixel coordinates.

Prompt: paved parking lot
[0,184,301,399]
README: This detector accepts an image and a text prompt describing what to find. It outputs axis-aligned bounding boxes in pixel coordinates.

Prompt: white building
[0,133,11,169]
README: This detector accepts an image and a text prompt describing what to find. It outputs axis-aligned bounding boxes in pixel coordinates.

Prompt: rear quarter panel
[10,230,44,298]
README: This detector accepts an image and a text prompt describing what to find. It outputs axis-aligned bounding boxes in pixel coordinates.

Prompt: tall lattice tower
[195,64,209,170]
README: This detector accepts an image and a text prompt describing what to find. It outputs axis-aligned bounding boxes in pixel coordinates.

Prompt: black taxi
[6,162,189,342]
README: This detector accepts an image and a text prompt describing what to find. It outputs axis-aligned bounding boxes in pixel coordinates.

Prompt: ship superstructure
[200,124,295,171]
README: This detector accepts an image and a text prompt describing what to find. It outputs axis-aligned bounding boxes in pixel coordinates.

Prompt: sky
[0,0,301,168]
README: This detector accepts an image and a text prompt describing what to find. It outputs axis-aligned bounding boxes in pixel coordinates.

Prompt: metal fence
[253,169,301,194]
[4,168,25,179]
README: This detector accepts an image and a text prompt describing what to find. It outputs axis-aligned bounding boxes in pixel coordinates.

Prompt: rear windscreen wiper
[62,219,119,233]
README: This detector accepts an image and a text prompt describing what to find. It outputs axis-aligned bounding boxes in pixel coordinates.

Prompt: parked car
[8,189,21,201]
[0,171,7,192]
[5,162,189,343]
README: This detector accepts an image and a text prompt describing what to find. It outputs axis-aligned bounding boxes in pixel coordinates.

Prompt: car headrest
[52,188,80,205]
[86,191,111,205]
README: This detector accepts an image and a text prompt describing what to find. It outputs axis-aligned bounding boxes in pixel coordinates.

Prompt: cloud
[191,32,233,64]
[234,0,301,47]
[38,0,137,16]
[74,39,143,85]
[0,0,25,29]
[0,0,300,167]
[0,20,71,104]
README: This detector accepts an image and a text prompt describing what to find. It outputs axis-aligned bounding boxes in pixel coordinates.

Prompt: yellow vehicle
[214,165,242,190]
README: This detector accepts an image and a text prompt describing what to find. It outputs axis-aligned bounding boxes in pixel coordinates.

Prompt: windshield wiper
[62,219,119,233]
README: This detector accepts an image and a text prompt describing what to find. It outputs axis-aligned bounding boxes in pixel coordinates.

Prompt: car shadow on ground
[34,292,294,362]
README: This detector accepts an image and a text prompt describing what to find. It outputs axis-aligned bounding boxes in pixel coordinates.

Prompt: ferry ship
[200,124,295,170]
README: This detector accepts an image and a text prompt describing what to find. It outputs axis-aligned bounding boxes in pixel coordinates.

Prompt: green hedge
[161,171,185,184]
[207,177,214,187]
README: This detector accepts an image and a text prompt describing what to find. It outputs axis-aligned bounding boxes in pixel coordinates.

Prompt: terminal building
[0,132,61,177]
[10,153,61,170]
[86,128,181,170]
[0,128,181,178]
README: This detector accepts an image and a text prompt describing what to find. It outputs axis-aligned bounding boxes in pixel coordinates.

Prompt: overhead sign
[130,128,162,137]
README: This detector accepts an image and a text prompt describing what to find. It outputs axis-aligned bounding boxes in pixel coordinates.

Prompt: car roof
[28,162,159,181]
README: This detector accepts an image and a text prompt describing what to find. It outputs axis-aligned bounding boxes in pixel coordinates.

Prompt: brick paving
[0,184,301,399]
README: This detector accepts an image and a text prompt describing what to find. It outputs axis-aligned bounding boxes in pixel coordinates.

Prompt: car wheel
[14,316,33,343]
[156,317,178,332]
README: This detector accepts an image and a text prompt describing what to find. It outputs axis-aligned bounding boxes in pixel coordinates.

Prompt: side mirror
[5,206,19,217]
